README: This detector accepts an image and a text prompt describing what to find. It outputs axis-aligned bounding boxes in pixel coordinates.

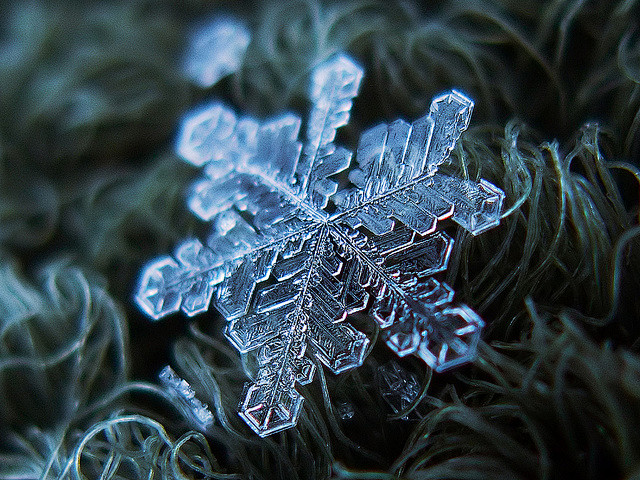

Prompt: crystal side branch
[136,54,504,437]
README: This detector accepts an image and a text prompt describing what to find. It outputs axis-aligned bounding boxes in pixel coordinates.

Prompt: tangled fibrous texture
[0,0,639,479]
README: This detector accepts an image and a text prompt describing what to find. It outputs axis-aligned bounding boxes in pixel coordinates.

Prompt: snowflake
[135,54,504,436]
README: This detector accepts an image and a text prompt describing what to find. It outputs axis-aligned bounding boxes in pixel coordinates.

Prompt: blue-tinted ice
[137,52,504,436]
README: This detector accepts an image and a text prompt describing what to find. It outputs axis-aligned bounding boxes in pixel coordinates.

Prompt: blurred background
[0,1,639,478]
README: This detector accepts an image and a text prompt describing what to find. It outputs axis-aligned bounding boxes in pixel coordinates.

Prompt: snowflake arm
[136,238,223,319]
[333,91,503,236]
[297,54,363,208]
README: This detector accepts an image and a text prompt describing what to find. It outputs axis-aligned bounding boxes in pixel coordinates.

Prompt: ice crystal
[183,16,250,87]
[136,53,504,436]
[336,401,355,420]
[159,365,214,431]
[378,361,422,419]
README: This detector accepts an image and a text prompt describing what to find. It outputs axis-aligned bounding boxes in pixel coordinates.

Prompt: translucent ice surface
[137,51,504,436]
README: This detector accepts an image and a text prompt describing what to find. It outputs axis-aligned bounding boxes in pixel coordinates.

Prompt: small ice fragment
[337,401,354,420]
[159,365,214,430]
[378,361,421,419]
[183,16,251,88]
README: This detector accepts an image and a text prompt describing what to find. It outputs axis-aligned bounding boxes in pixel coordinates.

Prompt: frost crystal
[378,361,422,419]
[159,366,214,431]
[337,401,355,420]
[183,17,250,87]
[136,53,504,436]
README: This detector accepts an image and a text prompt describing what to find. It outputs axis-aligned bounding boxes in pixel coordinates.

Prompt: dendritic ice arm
[332,90,504,237]
[329,223,485,372]
[238,323,314,436]
[296,54,363,208]
[136,239,223,319]
[224,229,370,436]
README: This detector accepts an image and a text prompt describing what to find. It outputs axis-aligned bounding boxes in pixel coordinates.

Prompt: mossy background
[0,0,639,478]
